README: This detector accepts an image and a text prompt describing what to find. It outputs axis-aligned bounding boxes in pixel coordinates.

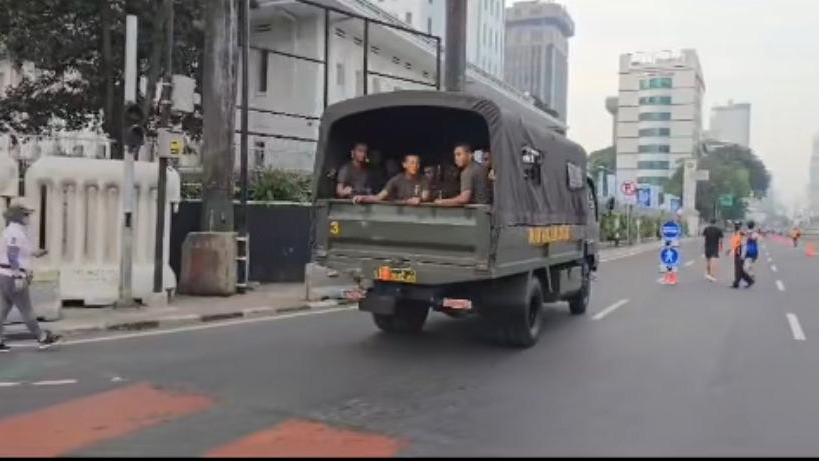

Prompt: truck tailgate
[316,201,491,269]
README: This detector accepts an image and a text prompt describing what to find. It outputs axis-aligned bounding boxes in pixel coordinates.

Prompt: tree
[665,144,771,220]
[588,145,615,173]
[0,0,204,157]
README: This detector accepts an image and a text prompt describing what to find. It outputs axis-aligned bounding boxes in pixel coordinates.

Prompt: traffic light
[123,103,146,150]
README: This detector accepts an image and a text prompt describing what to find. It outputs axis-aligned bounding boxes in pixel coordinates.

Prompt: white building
[808,133,819,215]
[615,49,705,202]
[505,0,574,121]
[709,100,750,148]
[376,0,505,79]
[238,0,559,171]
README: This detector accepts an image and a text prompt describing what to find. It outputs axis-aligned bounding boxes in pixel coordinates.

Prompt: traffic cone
[806,243,815,257]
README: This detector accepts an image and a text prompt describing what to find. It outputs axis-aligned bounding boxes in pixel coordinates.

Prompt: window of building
[639,95,672,105]
[405,12,412,25]
[253,141,265,168]
[372,77,381,93]
[638,112,672,121]
[336,62,345,86]
[639,77,673,90]
[355,70,363,96]
[427,17,432,34]
[638,127,671,137]
[258,51,268,93]
[638,144,671,153]
[637,161,670,170]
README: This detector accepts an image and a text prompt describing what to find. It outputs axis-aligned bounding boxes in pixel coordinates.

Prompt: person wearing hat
[0,198,60,352]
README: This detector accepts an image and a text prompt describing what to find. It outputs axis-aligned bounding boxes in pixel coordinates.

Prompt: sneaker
[705,274,717,282]
[38,331,61,350]
[0,343,10,353]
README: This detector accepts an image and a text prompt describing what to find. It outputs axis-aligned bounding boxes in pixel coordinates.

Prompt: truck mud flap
[360,294,397,315]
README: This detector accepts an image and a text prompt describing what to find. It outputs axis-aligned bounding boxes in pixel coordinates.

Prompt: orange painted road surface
[0,383,404,457]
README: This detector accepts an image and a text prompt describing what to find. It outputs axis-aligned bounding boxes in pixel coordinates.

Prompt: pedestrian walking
[791,227,801,248]
[727,222,754,289]
[702,218,724,282]
[744,220,760,277]
[0,198,61,352]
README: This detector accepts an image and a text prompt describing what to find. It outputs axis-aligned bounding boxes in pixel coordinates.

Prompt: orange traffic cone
[806,243,815,257]
[663,271,678,285]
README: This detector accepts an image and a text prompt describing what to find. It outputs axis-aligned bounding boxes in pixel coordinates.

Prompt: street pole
[153,0,173,296]
[118,14,138,307]
[237,0,250,293]
[444,0,467,92]
[201,0,238,232]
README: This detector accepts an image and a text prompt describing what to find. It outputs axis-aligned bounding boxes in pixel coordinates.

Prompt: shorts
[705,247,719,259]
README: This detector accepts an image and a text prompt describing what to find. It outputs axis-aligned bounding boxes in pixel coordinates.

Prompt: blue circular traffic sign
[661,221,682,240]
[660,247,680,267]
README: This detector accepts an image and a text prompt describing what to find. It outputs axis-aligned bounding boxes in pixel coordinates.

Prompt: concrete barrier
[24,157,181,305]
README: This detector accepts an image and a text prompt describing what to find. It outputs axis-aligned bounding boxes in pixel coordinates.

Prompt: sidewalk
[6,284,352,340]
[5,238,689,340]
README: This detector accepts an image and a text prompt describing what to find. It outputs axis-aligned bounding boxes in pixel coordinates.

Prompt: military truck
[312,91,600,348]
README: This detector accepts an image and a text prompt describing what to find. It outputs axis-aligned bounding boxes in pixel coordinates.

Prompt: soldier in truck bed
[335,142,372,198]
[434,143,492,206]
[353,154,430,205]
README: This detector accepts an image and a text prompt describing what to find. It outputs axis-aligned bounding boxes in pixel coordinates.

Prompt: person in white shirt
[0,198,60,352]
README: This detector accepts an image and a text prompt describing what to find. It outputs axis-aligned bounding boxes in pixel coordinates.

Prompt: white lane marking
[32,379,77,386]
[656,277,665,284]
[767,257,773,263]
[14,305,357,349]
[0,382,21,388]
[592,299,629,321]
[685,260,695,267]
[776,280,785,292]
[771,265,778,272]
[787,313,806,341]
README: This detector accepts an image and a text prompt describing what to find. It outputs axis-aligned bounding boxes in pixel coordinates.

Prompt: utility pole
[118,14,139,307]
[237,0,250,293]
[153,0,174,296]
[444,0,467,92]
[201,0,238,232]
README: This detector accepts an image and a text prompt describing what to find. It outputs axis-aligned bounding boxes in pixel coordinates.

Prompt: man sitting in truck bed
[335,142,372,198]
[352,154,430,205]
[433,143,492,206]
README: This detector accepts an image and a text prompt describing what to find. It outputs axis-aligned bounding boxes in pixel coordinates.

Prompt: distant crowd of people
[335,142,493,207]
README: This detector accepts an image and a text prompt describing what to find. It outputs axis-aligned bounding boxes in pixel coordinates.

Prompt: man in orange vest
[727,221,754,289]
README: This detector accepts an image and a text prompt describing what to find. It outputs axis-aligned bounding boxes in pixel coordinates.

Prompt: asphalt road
[2,237,818,456]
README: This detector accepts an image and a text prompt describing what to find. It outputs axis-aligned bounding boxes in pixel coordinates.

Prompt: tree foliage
[588,145,615,173]
[0,0,204,156]
[665,144,771,221]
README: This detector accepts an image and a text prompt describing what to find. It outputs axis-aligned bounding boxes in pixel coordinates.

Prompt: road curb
[7,299,355,341]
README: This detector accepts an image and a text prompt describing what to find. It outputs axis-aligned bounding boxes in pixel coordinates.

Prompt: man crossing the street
[702,218,724,282]
[0,198,61,352]
[726,221,754,289]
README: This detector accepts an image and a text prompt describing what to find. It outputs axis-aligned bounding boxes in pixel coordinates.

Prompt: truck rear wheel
[372,301,429,334]
[568,262,590,315]
[493,276,543,348]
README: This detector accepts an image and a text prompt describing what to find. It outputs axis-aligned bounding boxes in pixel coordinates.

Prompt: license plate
[376,266,417,284]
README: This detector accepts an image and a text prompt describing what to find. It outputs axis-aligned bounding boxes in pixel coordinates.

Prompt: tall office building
[809,133,819,215]
[504,0,574,121]
[376,0,506,79]
[709,101,751,148]
[615,49,705,196]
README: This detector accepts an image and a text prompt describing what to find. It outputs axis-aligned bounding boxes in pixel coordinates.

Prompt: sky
[505,0,819,205]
